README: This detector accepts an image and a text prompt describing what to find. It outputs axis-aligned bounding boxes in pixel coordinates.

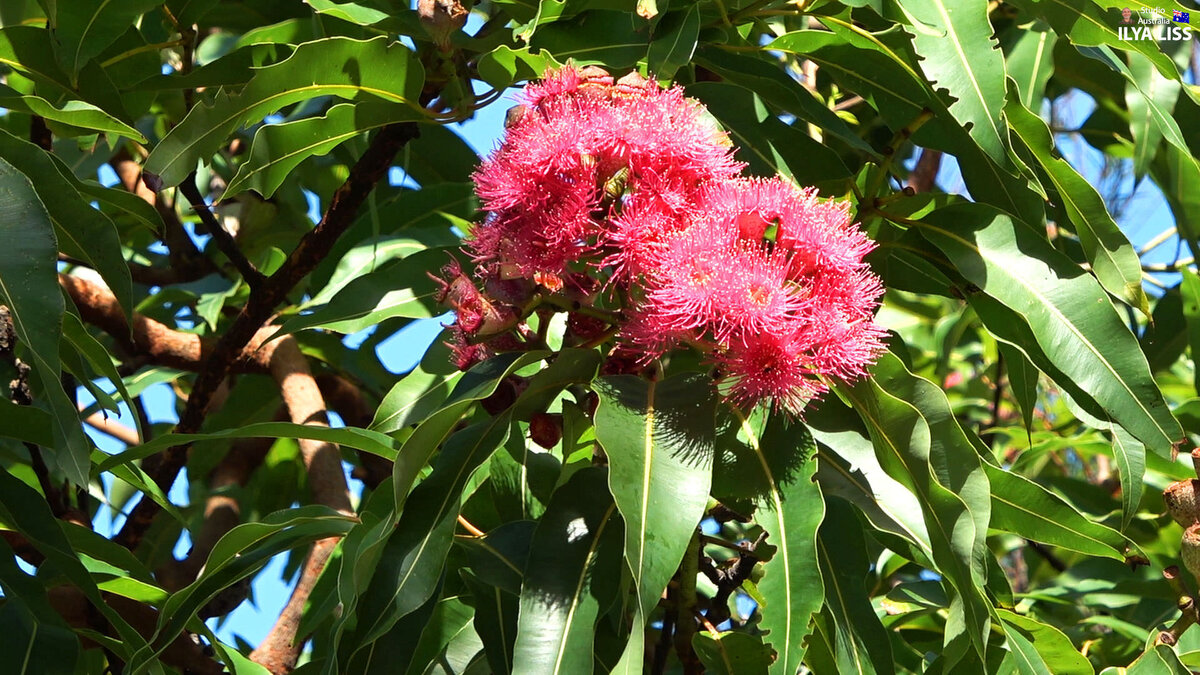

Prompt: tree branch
[178,175,265,288]
[109,149,216,285]
[82,408,141,446]
[60,274,271,374]
[250,333,354,673]
[907,148,943,193]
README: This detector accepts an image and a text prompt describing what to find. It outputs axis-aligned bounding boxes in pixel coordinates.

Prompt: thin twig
[178,177,265,289]
[457,515,486,537]
[82,410,141,446]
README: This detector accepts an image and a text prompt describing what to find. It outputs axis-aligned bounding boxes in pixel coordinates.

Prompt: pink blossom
[449,66,886,413]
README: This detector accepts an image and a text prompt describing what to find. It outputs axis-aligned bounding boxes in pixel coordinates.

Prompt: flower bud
[1164,479,1200,527]
[529,412,563,449]
[1182,524,1200,579]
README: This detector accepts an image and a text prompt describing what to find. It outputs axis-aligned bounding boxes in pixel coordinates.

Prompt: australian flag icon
[1174,9,1190,22]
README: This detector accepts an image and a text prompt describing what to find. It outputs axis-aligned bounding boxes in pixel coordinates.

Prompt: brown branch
[113,122,416,552]
[907,148,943,193]
[109,149,216,285]
[60,273,271,374]
[83,409,141,446]
[178,175,265,288]
[317,373,391,489]
[157,414,281,593]
[250,332,353,673]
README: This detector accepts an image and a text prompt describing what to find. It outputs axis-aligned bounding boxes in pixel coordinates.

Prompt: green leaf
[462,570,519,674]
[476,45,560,90]
[1126,51,1180,181]
[1005,82,1147,314]
[0,399,53,446]
[836,354,992,668]
[391,350,553,510]
[511,468,622,674]
[1151,141,1200,262]
[272,250,444,337]
[694,45,879,159]
[345,582,439,673]
[371,357,464,434]
[1009,0,1183,85]
[50,0,162,82]
[692,631,773,675]
[808,400,934,560]
[766,25,1041,220]
[0,84,144,140]
[97,421,399,473]
[816,499,895,675]
[456,520,536,596]
[62,311,140,437]
[0,155,61,376]
[0,468,149,660]
[891,0,1010,166]
[529,11,649,69]
[692,82,851,189]
[352,418,513,653]
[594,373,716,674]
[397,596,480,675]
[144,36,425,187]
[1075,44,1188,155]
[0,131,132,320]
[998,342,1039,435]
[1002,21,1057,110]
[984,463,1130,559]
[916,202,1181,454]
[305,229,459,308]
[223,101,424,199]
[1126,644,1190,675]
[1109,426,1147,533]
[1182,269,1200,395]
[998,610,1092,675]
[0,156,93,485]
[646,5,699,80]
[130,506,358,672]
[728,409,824,674]
[351,352,597,659]
[1141,287,1187,374]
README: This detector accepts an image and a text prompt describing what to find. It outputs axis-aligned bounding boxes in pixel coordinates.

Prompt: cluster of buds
[439,66,886,413]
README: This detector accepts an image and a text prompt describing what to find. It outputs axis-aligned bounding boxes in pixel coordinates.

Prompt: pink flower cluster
[453,66,885,413]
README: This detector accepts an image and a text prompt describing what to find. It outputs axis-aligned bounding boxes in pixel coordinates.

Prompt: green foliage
[0,1,1198,674]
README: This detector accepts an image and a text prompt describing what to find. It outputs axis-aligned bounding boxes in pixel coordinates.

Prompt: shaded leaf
[595,373,716,674]
[692,631,773,675]
[728,409,824,675]
[646,5,699,80]
[511,468,622,675]
[50,0,161,81]
[816,498,895,675]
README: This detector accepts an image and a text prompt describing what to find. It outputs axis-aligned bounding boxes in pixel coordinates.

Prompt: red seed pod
[567,312,609,342]
[529,412,563,449]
